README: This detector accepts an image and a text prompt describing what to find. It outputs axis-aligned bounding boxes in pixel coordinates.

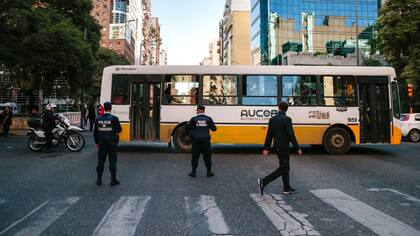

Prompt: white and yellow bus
[100,65,402,155]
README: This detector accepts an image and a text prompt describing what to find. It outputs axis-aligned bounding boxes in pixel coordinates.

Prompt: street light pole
[80,11,88,128]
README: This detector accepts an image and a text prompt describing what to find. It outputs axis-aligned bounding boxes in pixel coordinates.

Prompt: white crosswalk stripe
[367,188,420,204]
[92,196,151,236]
[311,189,420,236]
[250,193,320,236]
[184,195,230,236]
[0,197,79,236]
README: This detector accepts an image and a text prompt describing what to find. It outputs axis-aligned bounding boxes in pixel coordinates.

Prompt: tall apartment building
[141,0,152,65]
[219,0,251,65]
[149,17,161,65]
[201,39,220,65]
[159,49,168,65]
[251,0,380,65]
[92,0,135,64]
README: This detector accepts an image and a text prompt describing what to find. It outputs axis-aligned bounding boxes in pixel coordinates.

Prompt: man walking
[186,105,217,177]
[257,102,302,195]
[93,102,122,186]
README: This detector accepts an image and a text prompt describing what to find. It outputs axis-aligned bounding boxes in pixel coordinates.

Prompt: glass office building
[251,0,380,65]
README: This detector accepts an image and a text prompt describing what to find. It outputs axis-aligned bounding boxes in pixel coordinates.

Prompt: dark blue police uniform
[93,105,122,186]
[186,107,217,177]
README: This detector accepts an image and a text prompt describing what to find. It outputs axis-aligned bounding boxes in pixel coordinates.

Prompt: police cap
[104,102,112,111]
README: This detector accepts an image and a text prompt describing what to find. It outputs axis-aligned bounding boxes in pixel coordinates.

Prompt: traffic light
[408,83,413,97]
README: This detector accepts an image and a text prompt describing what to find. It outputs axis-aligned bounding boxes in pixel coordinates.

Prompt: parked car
[400,113,420,142]
[0,102,18,115]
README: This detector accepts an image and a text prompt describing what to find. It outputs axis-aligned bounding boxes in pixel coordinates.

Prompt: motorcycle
[28,114,85,152]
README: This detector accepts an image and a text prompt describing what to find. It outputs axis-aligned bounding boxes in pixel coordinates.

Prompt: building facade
[251,0,380,65]
[159,49,168,65]
[149,17,161,65]
[201,39,220,65]
[219,0,251,65]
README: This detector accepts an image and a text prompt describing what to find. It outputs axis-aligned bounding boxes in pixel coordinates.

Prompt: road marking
[185,195,230,236]
[311,189,420,236]
[367,188,420,204]
[0,201,50,235]
[92,196,151,236]
[0,199,5,205]
[250,193,320,236]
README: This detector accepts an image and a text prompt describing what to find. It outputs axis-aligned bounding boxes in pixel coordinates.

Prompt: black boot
[110,174,119,186]
[206,170,214,177]
[189,169,196,177]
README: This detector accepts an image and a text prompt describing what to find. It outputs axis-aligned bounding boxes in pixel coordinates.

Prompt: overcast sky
[152,0,226,65]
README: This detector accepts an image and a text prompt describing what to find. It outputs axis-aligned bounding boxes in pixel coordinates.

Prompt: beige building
[219,0,251,65]
[201,39,220,65]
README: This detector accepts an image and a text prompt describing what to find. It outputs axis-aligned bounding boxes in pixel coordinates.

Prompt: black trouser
[191,138,212,171]
[262,149,291,190]
[97,144,118,179]
[2,124,10,135]
[88,117,95,131]
[44,128,53,149]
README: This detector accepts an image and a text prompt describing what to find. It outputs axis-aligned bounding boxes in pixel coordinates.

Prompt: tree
[377,0,420,78]
[0,0,101,110]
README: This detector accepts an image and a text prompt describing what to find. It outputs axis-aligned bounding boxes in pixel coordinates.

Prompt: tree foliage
[376,0,420,82]
[0,0,116,104]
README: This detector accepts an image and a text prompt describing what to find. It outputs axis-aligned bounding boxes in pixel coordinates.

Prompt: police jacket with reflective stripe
[186,114,217,139]
[93,113,122,145]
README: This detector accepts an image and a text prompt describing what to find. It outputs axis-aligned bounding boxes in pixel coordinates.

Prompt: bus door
[130,82,161,141]
[358,77,390,143]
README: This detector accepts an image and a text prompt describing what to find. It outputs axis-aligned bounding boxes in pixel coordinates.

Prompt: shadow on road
[117,142,395,156]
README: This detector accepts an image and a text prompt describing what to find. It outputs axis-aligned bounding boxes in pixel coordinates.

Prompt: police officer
[186,105,217,177]
[42,103,56,151]
[93,102,122,186]
[257,101,302,195]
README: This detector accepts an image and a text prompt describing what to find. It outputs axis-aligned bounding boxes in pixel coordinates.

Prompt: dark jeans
[97,145,118,178]
[262,149,291,191]
[191,138,212,171]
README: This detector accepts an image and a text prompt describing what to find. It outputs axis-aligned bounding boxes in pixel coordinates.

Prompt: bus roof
[103,65,396,77]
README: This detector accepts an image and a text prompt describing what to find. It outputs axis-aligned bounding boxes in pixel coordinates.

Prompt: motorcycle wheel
[65,132,85,152]
[28,134,45,151]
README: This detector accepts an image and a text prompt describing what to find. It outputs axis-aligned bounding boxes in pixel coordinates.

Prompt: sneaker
[257,179,264,196]
[283,187,297,195]
[206,171,214,177]
[189,171,196,177]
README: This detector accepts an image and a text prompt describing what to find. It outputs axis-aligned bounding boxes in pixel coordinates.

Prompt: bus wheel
[323,127,351,155]
[173,125,192,152]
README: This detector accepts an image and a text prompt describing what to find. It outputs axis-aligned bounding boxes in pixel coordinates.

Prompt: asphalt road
[0,133,419,236]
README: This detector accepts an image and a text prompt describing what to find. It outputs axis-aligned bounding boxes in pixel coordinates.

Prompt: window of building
[320,76,357,106]
[111,74,130,105]
[163,75,199,105]
[282,75,317,106]
[203,75,238,105]
[242,75,277,105]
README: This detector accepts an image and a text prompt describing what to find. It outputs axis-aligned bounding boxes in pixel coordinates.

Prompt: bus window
[242,75,277,105]
[111,74,130,105]
[281,75,317,106]
[320,76,357,107]
[163,75,199,105]
[203,75,238,105]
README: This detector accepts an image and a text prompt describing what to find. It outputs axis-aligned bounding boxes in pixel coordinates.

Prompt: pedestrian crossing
[0,188,419,236]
